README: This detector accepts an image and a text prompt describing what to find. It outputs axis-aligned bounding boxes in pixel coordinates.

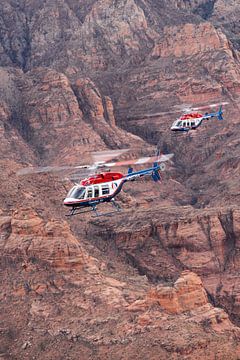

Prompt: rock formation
[1,208,100,272]
[0,0,240,358]
[1,243,240,359]
[89,206,240,326]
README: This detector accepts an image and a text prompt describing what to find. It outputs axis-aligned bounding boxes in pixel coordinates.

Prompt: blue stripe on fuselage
[125,166,159,179]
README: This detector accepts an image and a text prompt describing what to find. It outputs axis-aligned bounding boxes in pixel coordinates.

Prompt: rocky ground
[1,209,240,359]
[1,0,240,359]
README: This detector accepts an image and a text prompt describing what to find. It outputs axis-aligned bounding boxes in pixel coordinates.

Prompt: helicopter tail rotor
[159,163,166,171]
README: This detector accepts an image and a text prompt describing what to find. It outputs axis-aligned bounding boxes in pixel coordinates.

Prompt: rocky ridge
[169,0,240,49]
[88,206,240,326]
[1,207,240,359]
[0,0,240,358]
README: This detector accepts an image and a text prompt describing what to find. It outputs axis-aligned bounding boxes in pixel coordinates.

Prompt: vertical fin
[218,105,223,120]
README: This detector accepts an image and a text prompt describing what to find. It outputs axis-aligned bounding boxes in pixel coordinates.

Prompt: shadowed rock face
[0,0,193,71]
[88,206,240,326]
[0,66,145,167]
[1,1,240,358]
[169,0,240,49]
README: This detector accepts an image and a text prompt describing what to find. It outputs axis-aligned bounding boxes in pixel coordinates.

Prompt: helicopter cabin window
[183,122,186,127]
[177,121,182,126]
[186,122,190,127]
[94,186,100,198]
[86,187,93,198]
[191,121,195,126]
[102,184,110,195]
[71,186,86,199]
[67,186,76,198]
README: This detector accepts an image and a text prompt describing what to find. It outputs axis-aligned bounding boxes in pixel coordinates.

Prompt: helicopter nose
[63,198,70,206]
[63,198,79,206]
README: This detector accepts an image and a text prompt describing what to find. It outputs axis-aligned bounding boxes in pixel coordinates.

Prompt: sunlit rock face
[1,208,100,272]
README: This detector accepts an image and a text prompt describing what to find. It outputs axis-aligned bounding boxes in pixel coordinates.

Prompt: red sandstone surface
[1,1,240,359]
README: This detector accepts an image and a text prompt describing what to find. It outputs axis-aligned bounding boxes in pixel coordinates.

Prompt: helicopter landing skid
[66,199,122,217]
[93,199,122,217]
[65,208,95,217]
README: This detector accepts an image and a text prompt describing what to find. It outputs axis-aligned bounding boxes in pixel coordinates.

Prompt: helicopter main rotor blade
[91,149,129,164]
[130,101,230,120]
[16,149,173,176]
[180,101,229,113]
[194,101,229,110]
[101,153,174,168]
[62,172,91,182]
[17,164,93,175]
[17,149,130,176]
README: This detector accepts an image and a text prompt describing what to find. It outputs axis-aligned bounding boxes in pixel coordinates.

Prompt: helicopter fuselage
[171,113,203,132]
[171,106,224,132]
[63,172,125,209]
[63,163,163,215]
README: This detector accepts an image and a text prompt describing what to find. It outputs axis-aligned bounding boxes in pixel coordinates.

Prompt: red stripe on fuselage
[81,172,124,186]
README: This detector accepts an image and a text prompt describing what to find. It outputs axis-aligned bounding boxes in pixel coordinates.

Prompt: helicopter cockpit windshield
[67,186,86,199]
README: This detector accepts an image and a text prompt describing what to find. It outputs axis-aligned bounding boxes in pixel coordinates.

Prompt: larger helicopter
[18,150,174,217]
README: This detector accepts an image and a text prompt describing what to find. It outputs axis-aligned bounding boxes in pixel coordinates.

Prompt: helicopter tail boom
[125,163,162,182]
[204,105,224,121]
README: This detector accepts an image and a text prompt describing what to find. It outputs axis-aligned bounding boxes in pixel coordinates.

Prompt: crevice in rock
[9,107,32,143]
[65,0,98,24]
[0,218,12,249]
[206,289,216,307]
[8,104,45,159]
[0,5,32,71]
[125,252,153,280]
[21,17,31,72]
[198,215,222,271]
[151,221,185,270]
[193,0,217,20]
[71,84,92,125]
[102,96,111,127]
[218,210,236,270]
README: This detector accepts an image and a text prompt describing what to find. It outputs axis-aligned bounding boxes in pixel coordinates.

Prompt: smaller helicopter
[17,150,174,217]
[170,102,228,132]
